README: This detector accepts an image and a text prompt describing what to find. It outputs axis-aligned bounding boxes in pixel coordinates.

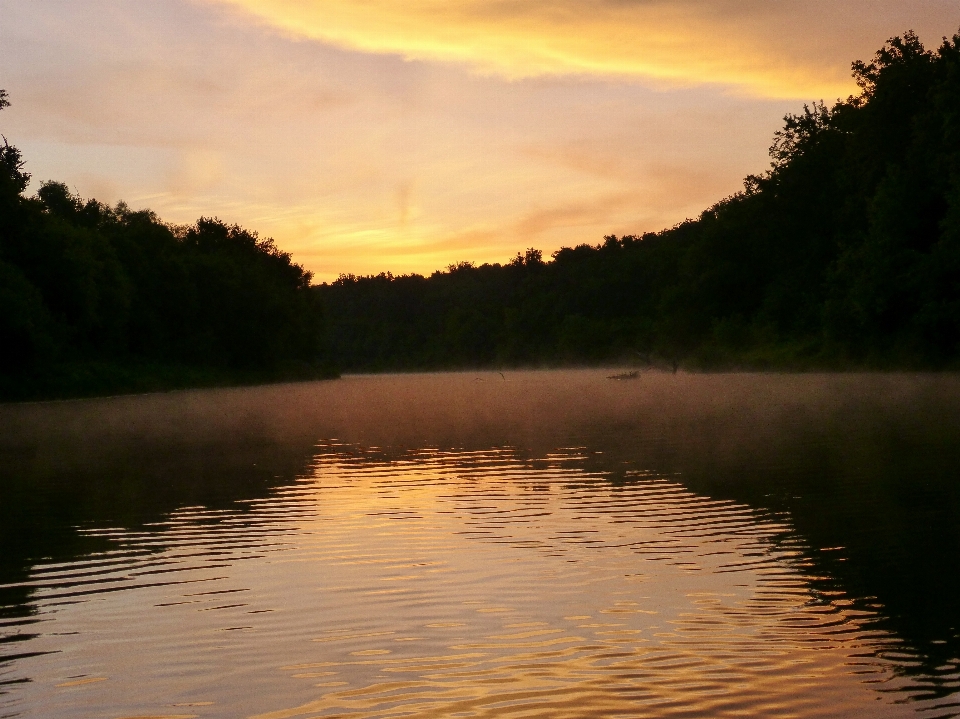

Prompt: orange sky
[1,1,959,280]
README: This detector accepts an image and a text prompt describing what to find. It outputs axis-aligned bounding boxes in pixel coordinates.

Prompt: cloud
[6,1,958,281]
[210,0,960,99]
[514,192,642,239]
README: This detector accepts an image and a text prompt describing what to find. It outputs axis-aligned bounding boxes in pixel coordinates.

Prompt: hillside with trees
[3,30,960,401]
[320,31,960,371]
[0,90,334,401]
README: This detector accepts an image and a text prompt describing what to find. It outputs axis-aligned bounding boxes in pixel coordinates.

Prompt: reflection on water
[1,371,960,717]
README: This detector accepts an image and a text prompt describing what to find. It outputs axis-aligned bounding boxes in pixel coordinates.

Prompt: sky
[1,2,959,281]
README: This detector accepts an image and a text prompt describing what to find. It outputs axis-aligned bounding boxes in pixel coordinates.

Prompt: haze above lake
[2,370,959,718]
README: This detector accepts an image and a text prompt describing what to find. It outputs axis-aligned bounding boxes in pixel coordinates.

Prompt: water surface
[2,371,959,718]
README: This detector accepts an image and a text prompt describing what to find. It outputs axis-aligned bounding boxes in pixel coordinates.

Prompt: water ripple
[0,443,955,718]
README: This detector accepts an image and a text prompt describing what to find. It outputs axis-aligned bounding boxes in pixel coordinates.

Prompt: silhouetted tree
[319,30,960,371]
[0,91,333,400]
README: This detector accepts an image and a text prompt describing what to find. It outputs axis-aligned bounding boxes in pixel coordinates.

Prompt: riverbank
[0,360,339,403]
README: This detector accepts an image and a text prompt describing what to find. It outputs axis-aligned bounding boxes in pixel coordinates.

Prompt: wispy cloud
[211,0,959,99]
[4,1,958,280]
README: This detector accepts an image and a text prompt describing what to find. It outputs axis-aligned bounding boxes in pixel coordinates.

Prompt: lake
[1,370,959,718]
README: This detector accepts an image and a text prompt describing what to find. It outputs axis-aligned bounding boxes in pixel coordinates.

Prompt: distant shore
[1,361,339,404]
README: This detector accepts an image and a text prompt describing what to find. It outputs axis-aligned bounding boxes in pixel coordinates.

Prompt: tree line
[319,31,960,371]
[3,30,960,400]
[0,90,333,401]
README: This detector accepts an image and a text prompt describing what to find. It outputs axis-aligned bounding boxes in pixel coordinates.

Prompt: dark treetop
[319,31,960,372]
[3,30,960,400]
[0,91,333,400]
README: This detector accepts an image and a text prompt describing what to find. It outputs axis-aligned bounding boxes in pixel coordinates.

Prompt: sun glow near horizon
[2,1,959,280]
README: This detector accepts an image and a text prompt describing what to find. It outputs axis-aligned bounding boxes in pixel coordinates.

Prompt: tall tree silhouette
[320,30,960,371]
[0,91,334,400]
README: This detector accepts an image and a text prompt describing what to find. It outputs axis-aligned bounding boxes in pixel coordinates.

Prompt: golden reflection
[54,677,108,688]
[1,373,958,717]
[239,446,912,718]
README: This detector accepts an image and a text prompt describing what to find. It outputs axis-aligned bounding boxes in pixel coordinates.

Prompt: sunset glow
[2,1,958,280]
[215,0,856,98]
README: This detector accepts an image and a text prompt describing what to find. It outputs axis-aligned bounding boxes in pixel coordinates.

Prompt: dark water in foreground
[2,371,960,718]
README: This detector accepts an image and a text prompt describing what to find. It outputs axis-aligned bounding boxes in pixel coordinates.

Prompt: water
[1,370,960,718]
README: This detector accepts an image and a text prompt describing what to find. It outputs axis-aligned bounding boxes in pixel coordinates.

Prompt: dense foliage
[321,32,960,371]
[3,30,959,399]
[0,92,332,400]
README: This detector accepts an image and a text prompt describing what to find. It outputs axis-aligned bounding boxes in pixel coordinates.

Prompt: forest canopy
[0,93,333,400]
[319,31,960,371]
[3,30,960,401]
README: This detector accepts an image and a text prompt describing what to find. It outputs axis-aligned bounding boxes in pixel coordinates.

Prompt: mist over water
[1,370,959,718]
